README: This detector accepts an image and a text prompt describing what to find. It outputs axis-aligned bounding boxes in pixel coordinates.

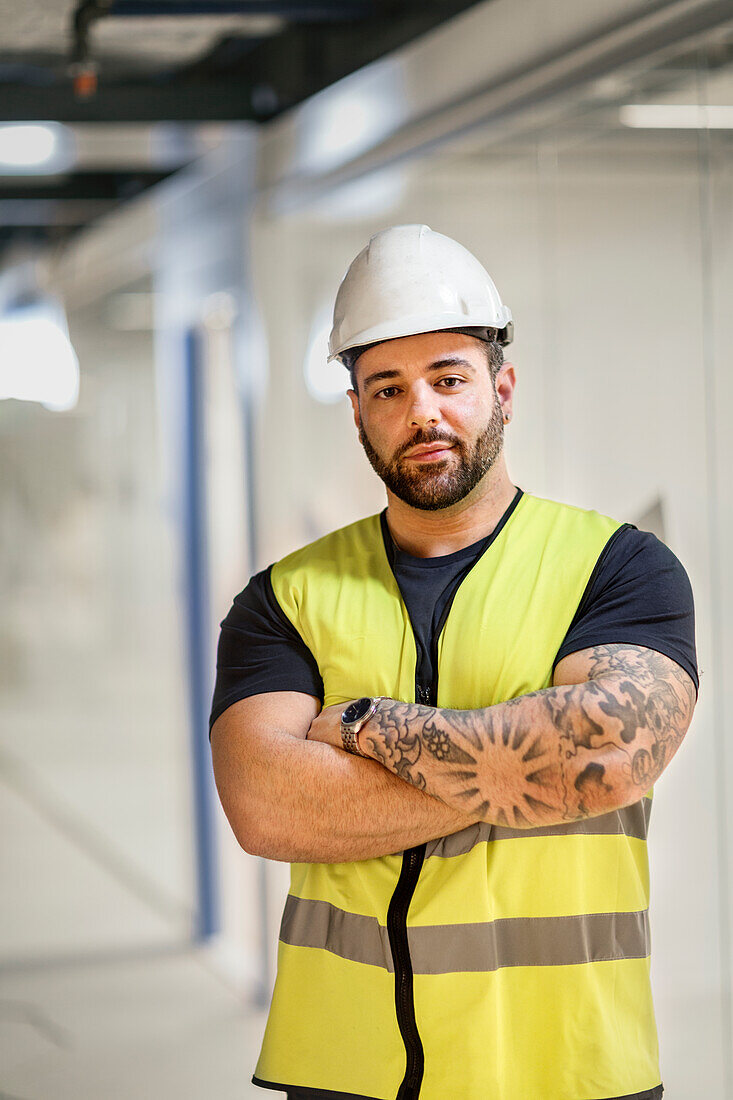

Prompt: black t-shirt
[209,487,699,736]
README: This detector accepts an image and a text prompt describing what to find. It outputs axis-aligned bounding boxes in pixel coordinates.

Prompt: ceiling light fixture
[0,123,75,174]
[620,104,733,129]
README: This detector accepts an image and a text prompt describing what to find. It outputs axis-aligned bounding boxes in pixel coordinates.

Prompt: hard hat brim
[328,311,513,362]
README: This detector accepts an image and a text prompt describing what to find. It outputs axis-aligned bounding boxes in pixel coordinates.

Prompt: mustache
[394,429,461,461]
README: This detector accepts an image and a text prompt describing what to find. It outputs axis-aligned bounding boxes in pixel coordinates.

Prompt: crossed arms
[210,643,696,863]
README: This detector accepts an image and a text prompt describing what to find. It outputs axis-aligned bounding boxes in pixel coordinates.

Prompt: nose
[407,382,441,429]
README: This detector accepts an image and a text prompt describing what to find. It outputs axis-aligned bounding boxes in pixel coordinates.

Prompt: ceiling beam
[257,0,733,210]
[0,200,116,226]
[0,83,262,123]
[109,0,375,17]
[0,173,169,200]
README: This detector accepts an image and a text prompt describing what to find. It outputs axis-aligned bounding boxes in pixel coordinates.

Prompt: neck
[384,457,518,558]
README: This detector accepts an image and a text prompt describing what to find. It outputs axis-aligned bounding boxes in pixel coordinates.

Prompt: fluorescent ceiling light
[0,123,75,174]
[620,104,733,129]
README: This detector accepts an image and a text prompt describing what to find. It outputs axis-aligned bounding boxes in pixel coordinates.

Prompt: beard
[358,397,504,511]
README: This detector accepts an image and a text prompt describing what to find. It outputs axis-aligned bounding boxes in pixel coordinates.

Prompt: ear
[347,388,361,429]
[495,361,516,408]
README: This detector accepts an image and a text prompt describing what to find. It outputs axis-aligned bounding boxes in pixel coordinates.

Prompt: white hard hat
[328,223,513,366]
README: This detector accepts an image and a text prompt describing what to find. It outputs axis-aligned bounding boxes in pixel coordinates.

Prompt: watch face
[342,696,372,724]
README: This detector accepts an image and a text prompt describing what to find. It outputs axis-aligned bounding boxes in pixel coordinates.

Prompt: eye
[438,375,465,389]
[375,386,400,399]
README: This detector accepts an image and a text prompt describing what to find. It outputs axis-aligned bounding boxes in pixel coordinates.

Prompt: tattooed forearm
[359,644,696,827]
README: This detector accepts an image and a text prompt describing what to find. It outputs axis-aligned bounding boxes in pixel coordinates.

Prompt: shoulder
[221,565,294,635]
[521,489,620,527]
[570,520,696,622]
[516,491,623,553]
[518,493,689,579]
[594,524,694,597]
[553,521,699,698]
[230,566,272,610]
[271,513,384,581]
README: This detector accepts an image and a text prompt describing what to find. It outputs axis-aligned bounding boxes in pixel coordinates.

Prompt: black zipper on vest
[380,489,524,1099]
[388,662,438,1100]
[387,839,425,1100]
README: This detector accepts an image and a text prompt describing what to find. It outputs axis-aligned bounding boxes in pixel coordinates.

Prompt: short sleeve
[208,565,324,739]
[552,524,700,699]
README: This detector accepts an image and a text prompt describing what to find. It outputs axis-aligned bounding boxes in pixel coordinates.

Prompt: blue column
[182,324,219,940]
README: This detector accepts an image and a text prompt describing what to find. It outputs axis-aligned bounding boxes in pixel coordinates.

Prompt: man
[210,224,698,1100]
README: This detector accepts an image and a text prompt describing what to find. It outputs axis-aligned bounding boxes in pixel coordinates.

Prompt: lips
[404,444,455,462]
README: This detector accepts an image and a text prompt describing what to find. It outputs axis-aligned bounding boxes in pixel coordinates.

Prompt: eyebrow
[362,356,476,391]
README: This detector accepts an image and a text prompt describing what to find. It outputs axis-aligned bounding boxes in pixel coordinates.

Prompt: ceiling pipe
[70,0,114,97]
[75,0,373,24]
[67,0,375,98]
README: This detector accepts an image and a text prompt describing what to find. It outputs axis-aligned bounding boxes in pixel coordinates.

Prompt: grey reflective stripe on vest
[280,896,651,975]
[425,798,652,859]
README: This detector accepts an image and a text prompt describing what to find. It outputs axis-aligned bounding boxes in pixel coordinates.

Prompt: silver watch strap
[341,697,383,756]
[342,726,368,756]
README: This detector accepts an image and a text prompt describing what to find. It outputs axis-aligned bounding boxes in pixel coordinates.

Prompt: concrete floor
[0,656,272,1100]
[0,942,269,1100]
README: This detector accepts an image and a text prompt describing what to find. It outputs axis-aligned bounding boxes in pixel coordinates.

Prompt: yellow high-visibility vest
[253,490,660,1100]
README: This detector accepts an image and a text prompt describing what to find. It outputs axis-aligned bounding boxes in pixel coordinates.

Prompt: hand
[306,701,352,750]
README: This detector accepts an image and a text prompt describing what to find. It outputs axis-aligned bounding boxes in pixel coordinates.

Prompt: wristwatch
[341,696,383,757]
